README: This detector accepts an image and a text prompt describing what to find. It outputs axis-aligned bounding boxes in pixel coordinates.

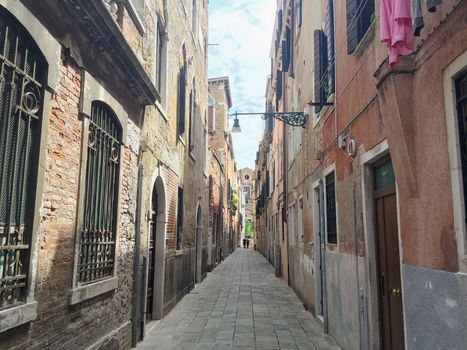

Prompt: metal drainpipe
[131,158,144,347]
[319,180,329,334]
[282,74,290,286]
[353,182,367,349]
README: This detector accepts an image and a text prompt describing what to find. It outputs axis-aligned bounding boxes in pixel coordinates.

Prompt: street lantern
[231,115,242,133]
[228,109,311,132]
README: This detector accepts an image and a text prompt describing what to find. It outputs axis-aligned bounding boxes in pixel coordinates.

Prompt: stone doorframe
[361,139,406,350]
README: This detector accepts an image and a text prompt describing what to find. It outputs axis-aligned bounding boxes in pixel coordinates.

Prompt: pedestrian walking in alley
[246,238,250,249]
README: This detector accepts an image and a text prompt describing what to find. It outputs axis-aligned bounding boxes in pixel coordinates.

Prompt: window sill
[69,277,118,305]
[313,93,335,129]
[0,301,37,333]
[181,0,189,18]
[189,151,196,161]
[175,249,183,256]
[155,100,168,123]
[178,135,186,146]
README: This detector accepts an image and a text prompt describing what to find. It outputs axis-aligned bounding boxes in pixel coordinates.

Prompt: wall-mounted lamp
[231,115,242,133]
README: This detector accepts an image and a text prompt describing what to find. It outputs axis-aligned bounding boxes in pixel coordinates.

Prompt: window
[212,213,217,245]
[79,101,121,284]
[346,0,375,54]
[155,21,167,105]
[276,70,283,110]
[325,0,335,96]
[176,187,184,250]
[313,30,327,114]
[192,0,197,38]
[244,186,251,202]
[325,171,337,244]
[288,203,296,245]
[208,94,215,131]
[0,9,46,307]
[297,0,302,28]
[189,80,196,153]
[282,27,291,73]
[298,198,304,243]
[456,71,467,229]
[177,46,187,136]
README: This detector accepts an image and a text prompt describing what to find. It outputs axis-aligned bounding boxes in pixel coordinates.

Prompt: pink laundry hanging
[380,0,413,67]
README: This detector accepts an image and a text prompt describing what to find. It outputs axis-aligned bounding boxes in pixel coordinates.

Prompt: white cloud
[209,0,276,169]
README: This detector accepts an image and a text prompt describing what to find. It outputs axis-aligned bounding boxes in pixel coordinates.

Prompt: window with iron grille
[78,101,121,284]
[176,187,183,250]
[325,171,337,244]
[0,7,46,309]
[456,71,467,228]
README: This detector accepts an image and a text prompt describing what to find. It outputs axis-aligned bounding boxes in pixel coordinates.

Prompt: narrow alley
[137,249,339,350]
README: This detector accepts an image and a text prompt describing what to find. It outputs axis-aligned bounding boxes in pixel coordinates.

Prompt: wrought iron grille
[79,101,121,284]
[0,8,45,309]
[325,172,337,244]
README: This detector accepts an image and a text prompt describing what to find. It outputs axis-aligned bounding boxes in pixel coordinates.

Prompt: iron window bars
[326,171,337,244]
[0,8,46,309]
[79,101,121,284]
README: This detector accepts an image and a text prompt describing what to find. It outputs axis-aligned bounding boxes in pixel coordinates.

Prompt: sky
[208,0,276,170]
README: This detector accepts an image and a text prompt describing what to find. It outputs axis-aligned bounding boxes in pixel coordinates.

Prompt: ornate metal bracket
[229,111,308,128]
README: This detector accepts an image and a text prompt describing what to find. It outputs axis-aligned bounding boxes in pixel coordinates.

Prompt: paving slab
[137,249,340,350]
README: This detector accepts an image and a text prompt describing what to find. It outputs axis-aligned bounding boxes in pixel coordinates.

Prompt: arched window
[0,6,47,308]
[79,101,121,284]
[177,45,187,136]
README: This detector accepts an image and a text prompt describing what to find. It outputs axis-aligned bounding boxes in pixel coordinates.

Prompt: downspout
[353,182,367,349]
[131,150,144,347]
[319,180,329,333]
[283,73,290,286]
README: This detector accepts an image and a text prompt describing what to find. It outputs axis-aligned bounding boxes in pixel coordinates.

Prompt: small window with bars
[325,171,337,244]
[0,7,46,309]
[176,187,183,250]
[78,101,121,285]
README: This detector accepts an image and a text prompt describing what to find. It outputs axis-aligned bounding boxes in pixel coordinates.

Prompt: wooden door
[374,159,405,349]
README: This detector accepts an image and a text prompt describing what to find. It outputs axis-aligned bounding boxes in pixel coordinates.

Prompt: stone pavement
[137,249,340,350]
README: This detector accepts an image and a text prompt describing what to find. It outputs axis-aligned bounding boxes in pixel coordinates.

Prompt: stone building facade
[237,167,255,245]
[0,0,209,349]
[208,77,239,258]
[256,0,467,349]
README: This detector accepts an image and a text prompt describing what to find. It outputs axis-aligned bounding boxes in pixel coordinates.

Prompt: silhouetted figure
[242,238,246,249]
[246,239,250,249]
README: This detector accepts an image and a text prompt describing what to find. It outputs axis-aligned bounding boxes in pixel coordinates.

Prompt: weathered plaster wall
[403,265,467,350]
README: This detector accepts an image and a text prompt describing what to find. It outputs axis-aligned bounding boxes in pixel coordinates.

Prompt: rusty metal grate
[0,7,46,309]
[79,101,121,284]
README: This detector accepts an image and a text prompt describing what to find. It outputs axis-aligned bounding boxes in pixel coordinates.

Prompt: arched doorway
[146,176,166,322]
[195,204,202,283]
